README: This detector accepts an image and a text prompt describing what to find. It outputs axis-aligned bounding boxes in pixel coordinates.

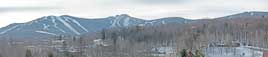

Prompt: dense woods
[81,15,268,57]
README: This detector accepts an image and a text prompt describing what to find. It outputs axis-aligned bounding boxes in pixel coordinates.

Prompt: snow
[110,15,133,27]
[111,17,120,27]
[93,39,103,45]
[43,24,50,30]
[64,17,89,32]
[145,21,157,25]
[151,47,174,57]
[245,46,268,51]
[35,30,57,36]
[162,21,166,24]
[111,19,116,27]
[64,18,71,22]
[51,17,66,33]
[0,25,18,34]
[52,40,65,43]
[154,47,173,54]
[203,46,263,57]
[123,17,130,26]
[115,17,121,27]
[138,24,145,26]
[56,16,81,35]
[93,39,109,46]
[250,12,255,16]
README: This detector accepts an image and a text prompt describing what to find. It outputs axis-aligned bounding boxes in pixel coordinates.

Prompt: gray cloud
[134,0,191,4]
[0,6,59,12]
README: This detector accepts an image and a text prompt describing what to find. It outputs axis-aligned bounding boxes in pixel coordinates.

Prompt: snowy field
[203,46,263,57]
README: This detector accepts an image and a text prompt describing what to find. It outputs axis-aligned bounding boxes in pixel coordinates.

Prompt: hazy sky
[0,0,267,27]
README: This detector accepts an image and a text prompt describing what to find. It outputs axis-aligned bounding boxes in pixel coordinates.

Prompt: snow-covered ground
[203,46,263,57]
[151,47,175,57]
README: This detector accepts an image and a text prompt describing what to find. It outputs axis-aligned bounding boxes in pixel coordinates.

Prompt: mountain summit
[217,11,268,19]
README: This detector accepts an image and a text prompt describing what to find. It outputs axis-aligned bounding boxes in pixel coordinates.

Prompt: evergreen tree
[194,50,204,57]
[25,49,32,57]
[180,49,187,57]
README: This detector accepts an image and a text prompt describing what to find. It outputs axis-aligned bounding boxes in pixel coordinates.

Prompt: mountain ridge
[1,11,268,38]
[0,14,192,38]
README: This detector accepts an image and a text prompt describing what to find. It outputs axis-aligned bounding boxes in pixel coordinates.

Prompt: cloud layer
[0,6,57,13]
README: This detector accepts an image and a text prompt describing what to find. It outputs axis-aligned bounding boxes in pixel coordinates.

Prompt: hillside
[0,14,191,39]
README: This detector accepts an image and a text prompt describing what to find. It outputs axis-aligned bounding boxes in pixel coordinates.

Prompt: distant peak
[156,17,186,20]
[163,17,184,19]
[241,11,268,15]
[245,11,268,13]
[115,14,131,17]
[34,15,65,22]
[41,15,77,20]
[46,15,57,17]
[216,11,268,19]
[43,15,74,18]
[60,15,73,17]
[106,14,134,20]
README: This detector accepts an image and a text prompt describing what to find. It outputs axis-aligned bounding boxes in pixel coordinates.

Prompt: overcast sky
[0,0,267,27]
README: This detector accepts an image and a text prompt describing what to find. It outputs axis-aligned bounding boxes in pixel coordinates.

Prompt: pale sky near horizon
[0,0,267,28]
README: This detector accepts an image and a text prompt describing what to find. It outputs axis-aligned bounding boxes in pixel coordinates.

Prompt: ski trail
[35,30,57,36]
[51,17,66,33]
[56,16,80,35]
[0,25,18,34]
[64,17,89,32]
[123,17,130,26]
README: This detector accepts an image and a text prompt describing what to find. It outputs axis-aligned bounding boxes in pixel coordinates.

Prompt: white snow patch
[51,17,66,33]
[56,17,80,35]
[245,46,268,51]
[116,17,122,27]
[151,47,174,57]
[0,25,18,34]
[64,18,71,22]
[35,30,57,36]
[161,21,166,24]
[64,17,89,32]
[250,12,255,16]
[204,47,263,57]
[111,16,127,27]
[43,24,50,30]
[111,17,120,27]
[111,19,117,27]
[138,24,145,26]
[123,17,130,26]
[145,21,157,25]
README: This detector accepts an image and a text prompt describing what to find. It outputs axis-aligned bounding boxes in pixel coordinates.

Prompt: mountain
[217,11,268,19]
[0,14,192,38]
[2,11,267,39]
